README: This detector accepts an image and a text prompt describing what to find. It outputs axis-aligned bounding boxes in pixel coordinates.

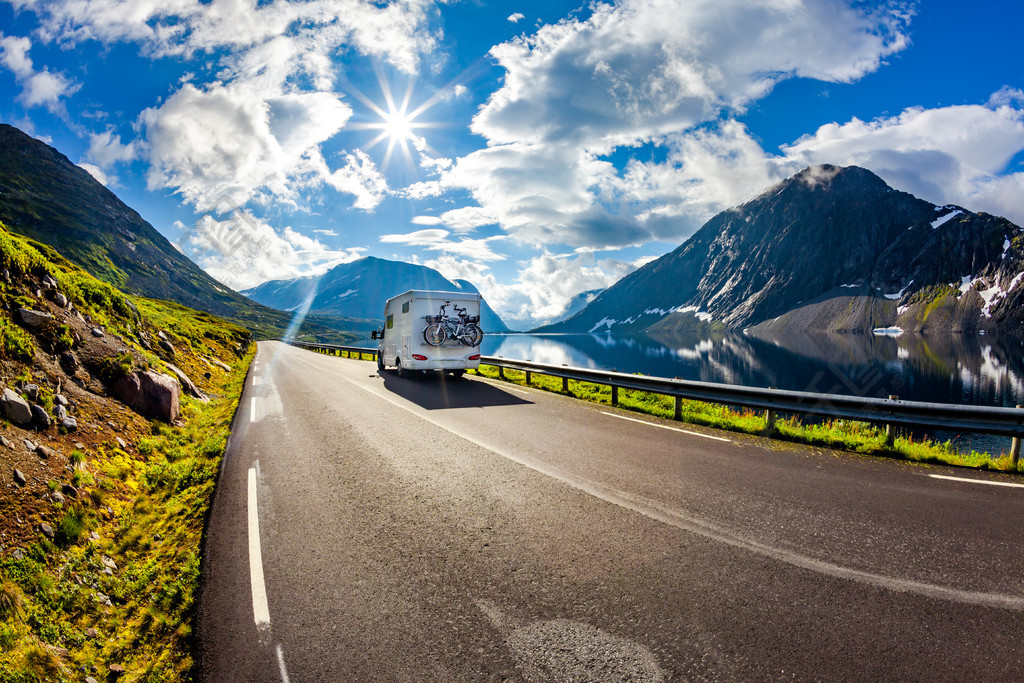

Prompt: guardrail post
[885,395,898,447]
[674,396,682,421]
[1012,405,1022,468]
[525,370,531,385]
[562,377,569,392]
[764,409,776,435]
[611,385,618,406]
[498,367,504,380]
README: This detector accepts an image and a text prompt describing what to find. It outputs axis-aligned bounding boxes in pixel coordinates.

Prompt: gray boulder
[112,370,181,422]
[30,404,50,430]
[17,308,53,328]
[1,388,33,425]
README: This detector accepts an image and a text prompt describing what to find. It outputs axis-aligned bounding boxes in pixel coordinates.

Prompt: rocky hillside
[242,256,512,333]
[0,124,356,343]
[542,165,1024,336]
[0,220,253,678]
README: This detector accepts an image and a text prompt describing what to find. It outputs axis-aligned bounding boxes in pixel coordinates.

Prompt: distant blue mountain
[241,256,511,333]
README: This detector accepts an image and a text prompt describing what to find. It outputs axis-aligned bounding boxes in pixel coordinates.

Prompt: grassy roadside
[0,222,255,681]
[468,365,1022,473]
[0,321,252,682]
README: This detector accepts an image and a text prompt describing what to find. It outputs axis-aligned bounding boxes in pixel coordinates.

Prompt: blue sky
[1,0,1022,328]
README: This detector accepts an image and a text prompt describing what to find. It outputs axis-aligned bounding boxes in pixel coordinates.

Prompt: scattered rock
[12,549,24,560]
[207,356,232,372]
[115,436,127,450]
[17,308,53,328]
[60,483,78,498]
[100,555,117,570]
[52,292,68,308]
[158,339,176,358]
[59,351,80,373]
[50,491,65,505]
[157,330,167,341]
[85,628,99,639]
[23,383,39,402]
[30,403,51,430]
[12,468,26,485]
[89,532,100,541]
[54,394,68,406]
[1,388,33,425]
[36,445,55,459]
[90,327,104,338]
[23,438,36,452]
[0,435,12,449]
[108,664,125,675]
[101,567,113,576]
[54,404,68,421]
[61,416,78,431]
[112,370,181,422]
[39,522,54,539]
[74,441,85,450]
[166,362,206,400]
[86,677,98,683]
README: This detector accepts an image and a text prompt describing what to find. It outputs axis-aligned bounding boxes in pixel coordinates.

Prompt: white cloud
[380,228,508,261]
[502,251,639,326]
[453,84,468,98]
[507,13,525,23]
[87,128,137,168]
[324,150,389,210]
[139,81,355,210]
[411,215,443,225]
[781,97,1024,224]
[29,0,441,73]
[77,162,110,186]
[434,0,910,251]
[0,33,79,111]
[182,210,365,290]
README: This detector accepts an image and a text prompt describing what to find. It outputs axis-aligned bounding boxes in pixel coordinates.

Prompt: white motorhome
[373,289,483,378]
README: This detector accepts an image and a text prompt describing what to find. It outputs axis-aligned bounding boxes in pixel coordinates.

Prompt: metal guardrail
[292,342,378,360]
[288,341,1023,463]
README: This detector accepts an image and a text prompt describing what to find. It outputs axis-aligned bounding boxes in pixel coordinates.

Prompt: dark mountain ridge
[543,165,1024,336]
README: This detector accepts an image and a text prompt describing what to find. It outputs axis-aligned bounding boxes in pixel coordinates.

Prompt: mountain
[542,165,1024,336]
[241,256,512,332]
[0,124,356,342]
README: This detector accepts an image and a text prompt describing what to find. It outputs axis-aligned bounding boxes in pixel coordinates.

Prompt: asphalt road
[196,340,1024,681]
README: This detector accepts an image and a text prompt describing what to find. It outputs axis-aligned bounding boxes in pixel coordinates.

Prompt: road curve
[196,340,1024,681]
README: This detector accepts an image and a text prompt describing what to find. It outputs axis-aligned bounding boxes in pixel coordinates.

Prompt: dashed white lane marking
[601,411,731,442]
[276,643,291,683]
[929,474,1024,489]
[248,465,271,629]
[250,398,258,424]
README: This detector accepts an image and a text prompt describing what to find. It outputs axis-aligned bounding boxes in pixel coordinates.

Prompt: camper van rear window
[402,301,410,313]
[386,314,393,329]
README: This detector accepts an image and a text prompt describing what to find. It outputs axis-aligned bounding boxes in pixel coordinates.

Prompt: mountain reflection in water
[480,331,1024,456]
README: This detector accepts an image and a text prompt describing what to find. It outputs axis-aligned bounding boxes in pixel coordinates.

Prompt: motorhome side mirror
[371,330,377,339]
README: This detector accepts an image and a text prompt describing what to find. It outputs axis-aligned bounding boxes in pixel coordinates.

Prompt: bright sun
[345,72,444,172]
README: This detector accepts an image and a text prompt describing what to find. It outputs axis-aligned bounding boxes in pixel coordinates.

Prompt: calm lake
[478,330,1024,456]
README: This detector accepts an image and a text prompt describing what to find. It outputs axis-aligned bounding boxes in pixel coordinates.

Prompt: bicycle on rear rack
[423,302,483,347]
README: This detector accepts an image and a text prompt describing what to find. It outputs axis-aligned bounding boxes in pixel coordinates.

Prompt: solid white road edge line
[929,473,1024,489]
[306,353,1024,611]
[248,465,271,629]
[600,411,731,442]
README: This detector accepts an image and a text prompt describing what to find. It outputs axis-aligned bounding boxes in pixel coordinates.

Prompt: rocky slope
[542,165,1024,336]
[242,256,512,333]
[0,124,355,343]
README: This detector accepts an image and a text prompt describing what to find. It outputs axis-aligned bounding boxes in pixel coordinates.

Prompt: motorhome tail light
[468,354,481,360]
[412,354,428,361]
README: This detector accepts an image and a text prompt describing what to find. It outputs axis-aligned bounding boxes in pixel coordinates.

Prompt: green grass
[468,364,1022,474]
